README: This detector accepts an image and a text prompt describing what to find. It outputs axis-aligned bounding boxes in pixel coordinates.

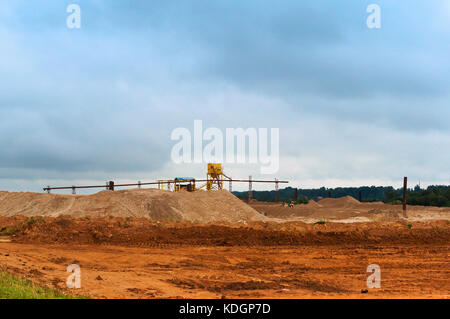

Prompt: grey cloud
[0,0,448,190]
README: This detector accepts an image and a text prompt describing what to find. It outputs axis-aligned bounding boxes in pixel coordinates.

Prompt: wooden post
[248,176,252,202]
[109,181,115,191]
[403,177,407,211]
[275,178,279,202]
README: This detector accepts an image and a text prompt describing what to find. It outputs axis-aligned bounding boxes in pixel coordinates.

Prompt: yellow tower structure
[206,163,224,190]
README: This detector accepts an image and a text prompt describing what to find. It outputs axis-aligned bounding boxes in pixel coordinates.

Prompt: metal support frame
[206,163,224,190]
[43,160,289,196]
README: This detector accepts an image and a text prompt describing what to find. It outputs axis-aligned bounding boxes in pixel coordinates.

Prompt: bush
[6,227,18,235]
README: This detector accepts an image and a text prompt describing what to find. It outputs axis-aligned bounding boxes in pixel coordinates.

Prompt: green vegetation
[314,220,326,225]
[0,271,82,299]
[407,224,412,229]
[25,217,44,227]
[293,195,309,205]
[406,186,450,207]
[234,185,450,207]
[234,186,390,203]
[0,217,45,236]
[5,227,18,235]
[283,196,309,205]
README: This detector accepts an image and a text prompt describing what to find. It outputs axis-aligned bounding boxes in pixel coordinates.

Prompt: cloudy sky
[1,0,449,193]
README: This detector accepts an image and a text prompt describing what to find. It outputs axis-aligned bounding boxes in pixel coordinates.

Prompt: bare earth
[0,242,448,299]
[0,218,448,299]
[0,190,448,299]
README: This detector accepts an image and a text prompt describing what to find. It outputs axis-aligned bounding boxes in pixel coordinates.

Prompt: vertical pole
[72,186,76,195]
[229,180,232,193]
[138,181,141,189]
[359,190,362,202]
[109,181,114,191]
[47,186,51,194]
[275,178,279,203]
[403,177,407,212]
[248,176,253,202]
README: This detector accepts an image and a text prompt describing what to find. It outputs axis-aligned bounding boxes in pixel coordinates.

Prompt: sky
[0,0,449,193]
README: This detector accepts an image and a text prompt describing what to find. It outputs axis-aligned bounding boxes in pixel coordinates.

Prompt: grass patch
[5,227,18,235]
[25,217,43,227]
[314,220,326,225]
[0,271,83,299]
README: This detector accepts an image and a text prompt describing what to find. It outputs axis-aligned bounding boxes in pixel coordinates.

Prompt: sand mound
[0,189,265,223]
[306,200,321,208]
[318,196,361,208]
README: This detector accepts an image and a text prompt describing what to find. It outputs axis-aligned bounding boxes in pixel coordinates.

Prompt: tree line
[233,185,450,207]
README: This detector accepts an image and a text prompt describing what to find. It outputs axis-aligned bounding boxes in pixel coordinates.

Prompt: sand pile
[0,189,265,223]
[305,200,321,208]
[317,196,361,208]
[249,196,450,223]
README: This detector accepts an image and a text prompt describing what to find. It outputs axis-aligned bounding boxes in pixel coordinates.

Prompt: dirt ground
[0,216,448,299]
[249,196,450,223]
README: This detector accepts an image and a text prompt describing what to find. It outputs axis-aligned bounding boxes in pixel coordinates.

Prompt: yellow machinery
[158,164,226,192]
[283,201,295,208]
[206,163,224,190]
[158,178,196,192]
[173,178,196,192]
[157,180,172,191]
